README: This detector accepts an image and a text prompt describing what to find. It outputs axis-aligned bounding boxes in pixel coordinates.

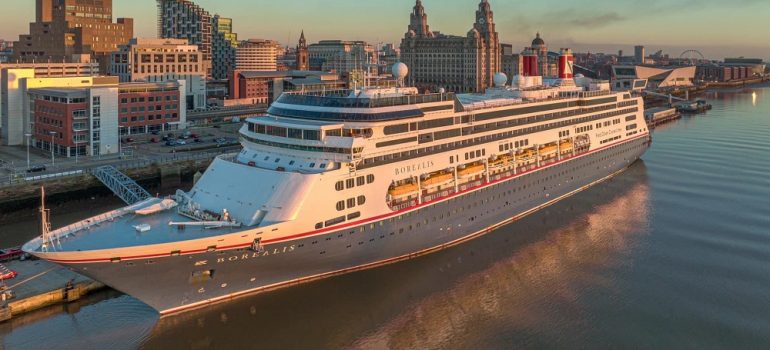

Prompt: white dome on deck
[392,62,409,80]
[493,72,508,87]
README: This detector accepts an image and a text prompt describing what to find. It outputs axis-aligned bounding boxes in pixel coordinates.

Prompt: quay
[0,259,102,322]
[644,107,682,128]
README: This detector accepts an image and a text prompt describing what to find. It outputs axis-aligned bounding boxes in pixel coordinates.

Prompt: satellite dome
[511,75,524,87]
[493,72,508,87]
[392,62,409,80]
[439,87,446,93]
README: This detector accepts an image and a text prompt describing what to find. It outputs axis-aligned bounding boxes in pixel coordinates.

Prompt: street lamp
[24,133,32,170]
[48,131,56,167]
[118,125,124,159]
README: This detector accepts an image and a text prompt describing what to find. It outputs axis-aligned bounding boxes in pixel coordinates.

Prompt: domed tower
[295,30,309,71]
[531,32,549,78]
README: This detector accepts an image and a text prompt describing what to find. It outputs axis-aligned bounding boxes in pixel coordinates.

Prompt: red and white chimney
[522,48,538,77]
[558,48,574,79]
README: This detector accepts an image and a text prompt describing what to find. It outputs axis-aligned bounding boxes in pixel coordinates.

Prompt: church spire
[299,29,306,48]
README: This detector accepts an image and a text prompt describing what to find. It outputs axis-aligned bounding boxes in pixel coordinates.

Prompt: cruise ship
[23,65,651,315]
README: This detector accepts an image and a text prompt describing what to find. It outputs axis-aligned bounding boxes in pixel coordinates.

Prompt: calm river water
[1,86,769,350]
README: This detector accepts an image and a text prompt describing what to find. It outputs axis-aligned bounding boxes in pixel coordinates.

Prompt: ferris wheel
[679,50,705,65]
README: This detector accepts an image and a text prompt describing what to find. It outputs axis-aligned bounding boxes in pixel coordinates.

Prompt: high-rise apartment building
[212,15,238,80]
[635,45,646,64]
[158,0,241,80]
[110,38,206,110]
[157,0,212,78]
[235,39,279,72]
[400,0,500,93]
[13,0,133,72]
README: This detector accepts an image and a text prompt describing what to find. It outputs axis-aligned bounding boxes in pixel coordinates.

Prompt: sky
[2,0,769,60]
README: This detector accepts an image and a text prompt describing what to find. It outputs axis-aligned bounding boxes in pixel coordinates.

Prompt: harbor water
[1,86,769,349]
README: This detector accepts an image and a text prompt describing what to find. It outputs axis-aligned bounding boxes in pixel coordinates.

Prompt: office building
[27,79,186,158]
[110,38,206,110]
[1,61,101,146]
[235,39,279,72]
[308,40,378,76]
[13,0,133,72]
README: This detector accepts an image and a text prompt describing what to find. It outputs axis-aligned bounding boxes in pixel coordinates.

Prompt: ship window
[357,196,366,206]
[335,181,344,191]
[366,174,375,184]
[346,179,355,189]
[303,130,321,141]
[315,222,323,229]
[347,198,356,208]
[288,128,303,139]
[275,158,281,163]
[336,201,345,211]
[264,156,269,161]
[347,212,361,220]
[289,161,295,165]
[320,163,327,169]
[356,176,365,186]
[309,163,316,168]
[325,216,346,227]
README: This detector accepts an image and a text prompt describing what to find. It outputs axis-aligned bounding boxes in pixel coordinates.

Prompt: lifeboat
[388,182,419,198]
[421,172,454,188]
[457,163,485,178]
[559,140,573,153]
[540,143,558,157]
[489,155,513,168]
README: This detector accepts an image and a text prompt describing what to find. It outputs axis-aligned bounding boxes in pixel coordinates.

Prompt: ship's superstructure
[24,65,651,315]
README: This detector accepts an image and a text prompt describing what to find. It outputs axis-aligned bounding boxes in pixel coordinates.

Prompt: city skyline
[2,0,769,60]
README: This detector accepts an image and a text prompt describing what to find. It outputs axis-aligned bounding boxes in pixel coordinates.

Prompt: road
[0,123,243,185]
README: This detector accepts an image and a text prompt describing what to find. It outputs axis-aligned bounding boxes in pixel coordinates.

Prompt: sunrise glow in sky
[2,0,768,59]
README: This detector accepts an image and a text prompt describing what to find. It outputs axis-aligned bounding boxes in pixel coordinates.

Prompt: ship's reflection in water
[140,162,650,350]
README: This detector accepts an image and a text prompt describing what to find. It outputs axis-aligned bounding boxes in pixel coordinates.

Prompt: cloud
[567,12,626,29]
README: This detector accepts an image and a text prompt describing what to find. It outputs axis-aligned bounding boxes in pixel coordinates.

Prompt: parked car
[194,138,202,143]
[165,140,177,146]
[177,140,187,145]
[26,165,46,173]
[151,131,160,135]
[150,138,159,143]
[122,137,135,143]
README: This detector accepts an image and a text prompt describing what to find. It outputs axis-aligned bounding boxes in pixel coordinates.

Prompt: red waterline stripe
[48,133,650,263]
